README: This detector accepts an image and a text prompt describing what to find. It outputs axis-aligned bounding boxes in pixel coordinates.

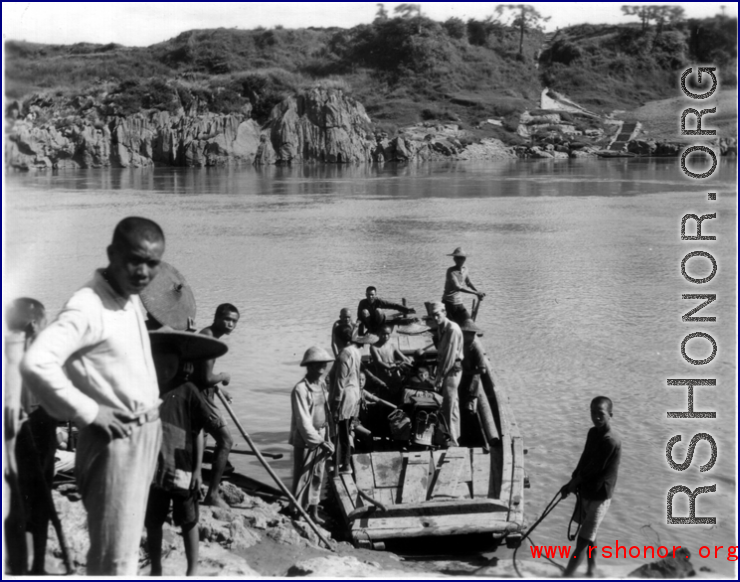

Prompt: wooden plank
[371,451,404,488]
[431,449,468,499]
[508,436,525,524]
[358,513,519,540]
[375,487,398,506]
[471,449,491,498]
[399,452,431,504]
[353,453,375,496]
[497,434,512,503]
[331,476,356,521]
[340,473,363,509]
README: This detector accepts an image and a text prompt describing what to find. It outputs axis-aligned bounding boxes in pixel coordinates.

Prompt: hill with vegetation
[4,9,737,163]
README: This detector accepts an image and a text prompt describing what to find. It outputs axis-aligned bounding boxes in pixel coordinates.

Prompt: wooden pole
[215,389,334,550]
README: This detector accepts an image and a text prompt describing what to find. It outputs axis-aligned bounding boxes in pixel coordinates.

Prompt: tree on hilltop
[375,4,388,22]
[495,4,550,56]
[394,4,423,33]
[621,5,685,32]
[394,4,422,19]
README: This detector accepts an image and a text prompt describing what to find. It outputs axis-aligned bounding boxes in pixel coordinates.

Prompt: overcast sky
[2,2,736,47]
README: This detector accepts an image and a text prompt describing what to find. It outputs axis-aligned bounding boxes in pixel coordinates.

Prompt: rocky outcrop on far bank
[255,88,375,165]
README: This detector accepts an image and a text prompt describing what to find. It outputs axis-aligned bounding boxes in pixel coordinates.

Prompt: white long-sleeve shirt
[436,318,464,380]
[20,270,159,426]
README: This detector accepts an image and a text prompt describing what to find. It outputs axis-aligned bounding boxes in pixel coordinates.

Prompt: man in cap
[145,327,228,576]
[442,247,486,325]
[330,326,363,474]
[21,216,165,575]
[356,286,415,336]
[459,319,487,415]
[430,302,464,447]
[290,347,336,524]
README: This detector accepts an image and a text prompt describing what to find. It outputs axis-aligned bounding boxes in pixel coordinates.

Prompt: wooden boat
[329,305,526,549]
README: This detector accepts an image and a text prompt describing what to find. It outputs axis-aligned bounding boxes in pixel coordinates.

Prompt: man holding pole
[195,303,240,508]
[21,217,165,575]
[431,302,464,447]
[289,347,335,524]
[442,247,485,325]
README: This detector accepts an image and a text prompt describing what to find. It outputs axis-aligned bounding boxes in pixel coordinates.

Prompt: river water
[4,159,737,576]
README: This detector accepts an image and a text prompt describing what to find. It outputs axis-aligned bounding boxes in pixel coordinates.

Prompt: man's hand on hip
[90,405,138,440]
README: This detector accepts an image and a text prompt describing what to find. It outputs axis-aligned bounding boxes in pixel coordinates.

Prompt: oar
[471,296,481,321]
[294,447,332,503]
[205,445,283,460]
[215,388,334,550]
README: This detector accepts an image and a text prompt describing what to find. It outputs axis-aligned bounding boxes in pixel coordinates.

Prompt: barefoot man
[195,303,240,507]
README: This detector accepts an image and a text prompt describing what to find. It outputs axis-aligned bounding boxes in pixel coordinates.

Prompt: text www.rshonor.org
[530,542,738,561]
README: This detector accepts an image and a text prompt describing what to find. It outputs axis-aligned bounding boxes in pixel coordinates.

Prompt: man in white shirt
[21,216,165,575]
[431,302,464,446]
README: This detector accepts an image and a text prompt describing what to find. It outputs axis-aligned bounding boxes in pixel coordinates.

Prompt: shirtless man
[195,303,240,508]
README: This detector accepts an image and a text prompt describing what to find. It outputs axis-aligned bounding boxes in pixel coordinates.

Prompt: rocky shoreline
[43,478,708,578]
[47,481,418,577]
[5,88,736,171]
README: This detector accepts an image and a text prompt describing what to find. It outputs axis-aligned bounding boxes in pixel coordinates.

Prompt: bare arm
[199,357,230,387]
[392,347,412,366]
[192,429,204,492]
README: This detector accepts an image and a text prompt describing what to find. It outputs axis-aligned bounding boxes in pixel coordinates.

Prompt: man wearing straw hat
[442,247,486,326]
[21,217,165,575]
[145,326,228,576]
[289,347,336,524]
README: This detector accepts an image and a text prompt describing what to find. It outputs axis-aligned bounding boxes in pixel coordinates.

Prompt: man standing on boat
[430,302,464,447]
[356,286,415,336]
[330,326,362,474]
[21,217,165,575]
[442,247,486,325]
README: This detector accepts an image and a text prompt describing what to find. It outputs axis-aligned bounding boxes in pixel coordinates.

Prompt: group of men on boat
[290,246,490,525]
[5,215,622,579]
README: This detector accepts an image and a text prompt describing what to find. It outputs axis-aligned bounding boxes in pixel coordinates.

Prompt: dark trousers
[336,419,354,469]
[443,301,470,326]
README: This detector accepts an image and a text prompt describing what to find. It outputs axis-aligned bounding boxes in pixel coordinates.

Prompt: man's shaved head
[112,217,165,249]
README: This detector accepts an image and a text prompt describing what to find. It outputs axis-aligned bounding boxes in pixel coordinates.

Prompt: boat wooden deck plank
[471,448,492,498]
[375,487,398,506]
[399,452,431,504]
[353,453,375,496]
[431,449,468,499]
[371,451,404,488]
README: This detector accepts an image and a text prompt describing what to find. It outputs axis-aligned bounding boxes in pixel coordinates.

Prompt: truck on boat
[329,302,526,550]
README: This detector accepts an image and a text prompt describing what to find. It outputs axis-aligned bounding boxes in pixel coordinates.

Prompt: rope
[511,490,565,577]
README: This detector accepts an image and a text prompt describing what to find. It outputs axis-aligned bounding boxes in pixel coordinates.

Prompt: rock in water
[628,547,695,578]
[257,88,375,164]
